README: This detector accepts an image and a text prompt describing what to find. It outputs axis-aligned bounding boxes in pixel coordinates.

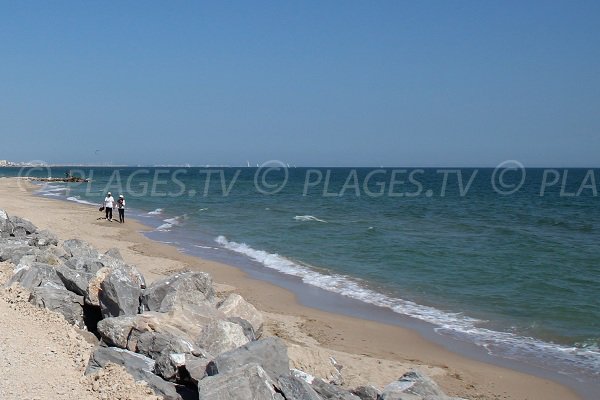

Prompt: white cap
[119,195,124,198]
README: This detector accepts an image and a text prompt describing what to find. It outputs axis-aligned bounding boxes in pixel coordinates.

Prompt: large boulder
[184,354,212,384]
[0,238,34,264]
[136,330,198,380]
[217,293,264,337]
[9,216,37,236]
[142,271,215,313]
[0,209,12,237]
[196,319,249,356]
[85,346,181,400]
[29,287,85,328]
[277,374,323,400]
[97,315,139,349]
[29,229,59,247]
[64,256,104,274]
[311,378,360,400]
[56,265,92,296]
[63,239,99,259]
[197,363,284,400]
[5,262,64,290]
[86,267,111,306]
[206,336,289,379]
[380,370,459,400]
[98,263,145,318]
[351,385,381,400]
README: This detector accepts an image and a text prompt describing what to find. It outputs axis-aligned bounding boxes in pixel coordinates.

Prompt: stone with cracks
[380,370,465,400]
[0,209,12,237]
[206,336,289,379]
[351,385,381,400]
[63,239,99,259]
[0,239,34,264]
[85,346,181,400]
[142,271,215,313]
[97,315,139,349]
[86,267,110,306]
[228,316,257,341]
[29,287,85,328]
[9,216,37,235]
[64,256,104,274]
[4,262,64,290]
[29,229,59,247]
[197,363,284,400]
[218,293,264,337]
[98,267,143,318]
[311,378,361,400]
[277,373,323,400]
[184,354,212,384]
[196,319,249,356]
[56,265,92,296]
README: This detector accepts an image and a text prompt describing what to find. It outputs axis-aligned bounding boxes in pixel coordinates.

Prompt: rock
[206,336,288,379]
[5,262,64,290]
[311,378,360,400]
[56,265,92,296]
[278,373,323,400]
[154,351,186,381]
[33,248,61,265]
[85,346,182,400]
[218,293,264,337]
[197,363,284,400]
[0,238,34,264]
[196,319,249,356]
[29,287,85,328]
[99,273,142,318]
[0,209,12,237]
[63,239,99,259]
[64,256,104,274]
[142,271,215,313]
[228,316,257,341]
[136,330,198,380]
[97,315,139,348]
[351,385,380,400]
[86,267,110,306]
[184,354,211,384]
[9,216,37,235]
[29,229,59,247]
[104,247,123,260]
[98,264,145,318]
[381,370,448,400]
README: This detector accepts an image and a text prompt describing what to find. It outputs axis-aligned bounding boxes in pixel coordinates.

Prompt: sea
[2,165,599,396]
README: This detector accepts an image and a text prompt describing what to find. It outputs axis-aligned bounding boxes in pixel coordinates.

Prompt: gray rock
[206,336,289,379]
[85,346,181,400]
[142,271,215,313]
[381,370,448,400]
[184,354,211,384]
[9,216,37,235]
[278,374,323,400]
[311,378,360,400]
[29,287,85,328]
[197,363,284,400]
[217,293,264,336]
[228,316,257,341]
[0,239,34,264]
[5,262,64,290]
[196,319,249,356]
[29,229,59,247]
[104,247,123,260]
[63,239,99,259]
[64,256,104,274]
[351,385,380,400]
[97,315,138,349]
[33,248,61,265]
[98,269,142,318]
[56,265,92,296]
[136,330,197,359]
[0,209,12,237]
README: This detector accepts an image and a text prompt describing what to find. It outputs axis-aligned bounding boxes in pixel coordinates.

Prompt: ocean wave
[214,235,600,378]
[294,215,327,223]
[148,208,164,215]
[156,214,187,231]
[66,196,97,206]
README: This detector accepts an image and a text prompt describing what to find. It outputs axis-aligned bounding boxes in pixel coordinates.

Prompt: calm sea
[3,166,599,389]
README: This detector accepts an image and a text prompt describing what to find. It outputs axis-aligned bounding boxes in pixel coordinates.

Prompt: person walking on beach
[103,192,115,221]
[116,194,126,223]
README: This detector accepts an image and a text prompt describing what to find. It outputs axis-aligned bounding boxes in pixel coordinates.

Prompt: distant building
[0,160,8,166]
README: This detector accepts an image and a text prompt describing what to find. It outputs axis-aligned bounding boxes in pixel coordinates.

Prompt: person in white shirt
[104,192,115,221]
[116,194,126,223]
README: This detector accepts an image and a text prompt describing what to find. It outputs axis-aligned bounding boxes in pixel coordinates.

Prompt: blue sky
[1,1,599,166]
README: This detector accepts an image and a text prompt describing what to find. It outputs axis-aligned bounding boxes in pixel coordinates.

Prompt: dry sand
[0,177,582,400]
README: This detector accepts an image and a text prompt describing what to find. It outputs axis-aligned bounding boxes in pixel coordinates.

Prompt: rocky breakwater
[0,207,467,400]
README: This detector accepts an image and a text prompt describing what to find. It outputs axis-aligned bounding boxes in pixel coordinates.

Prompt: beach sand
[0,177,581,400]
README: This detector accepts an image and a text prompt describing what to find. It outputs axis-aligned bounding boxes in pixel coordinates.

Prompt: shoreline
[1,177,586,400]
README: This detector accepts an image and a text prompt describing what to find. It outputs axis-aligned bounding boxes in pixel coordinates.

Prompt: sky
[1,1,599,167]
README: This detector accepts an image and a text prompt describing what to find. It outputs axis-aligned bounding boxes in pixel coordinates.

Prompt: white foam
[66,196,96,206]
[156,215,186,232]
[148,208,163,215]
[294,215,327,223]
[215,235,600,377]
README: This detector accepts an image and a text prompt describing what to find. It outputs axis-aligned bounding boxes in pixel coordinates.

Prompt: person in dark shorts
[117,195,126,223]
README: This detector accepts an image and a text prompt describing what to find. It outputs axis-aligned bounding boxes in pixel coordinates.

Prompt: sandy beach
[0,177,581,400]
